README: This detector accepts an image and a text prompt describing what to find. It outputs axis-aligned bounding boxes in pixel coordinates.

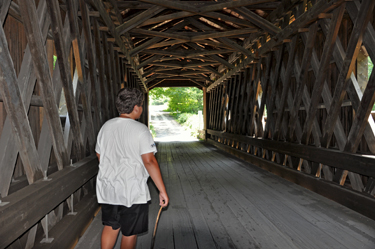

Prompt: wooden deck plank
[75,141,375,249]
[199,143,375,248]
[185,142,299,249]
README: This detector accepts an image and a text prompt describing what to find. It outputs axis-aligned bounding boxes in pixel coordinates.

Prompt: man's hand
[159,191,169,208]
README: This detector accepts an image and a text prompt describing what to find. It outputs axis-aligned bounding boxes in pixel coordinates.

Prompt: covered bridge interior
[0,0,375,248]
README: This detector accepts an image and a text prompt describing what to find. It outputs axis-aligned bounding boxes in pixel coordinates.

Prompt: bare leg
[101,225,120,249]
[121,235,137,249]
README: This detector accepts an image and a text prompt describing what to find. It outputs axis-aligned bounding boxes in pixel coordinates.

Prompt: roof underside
[91,0,289,91]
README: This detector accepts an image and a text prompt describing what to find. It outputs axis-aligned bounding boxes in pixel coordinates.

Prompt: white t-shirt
[95,117,157,207]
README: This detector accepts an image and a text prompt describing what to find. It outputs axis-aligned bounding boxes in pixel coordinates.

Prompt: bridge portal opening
[148,87,203,142]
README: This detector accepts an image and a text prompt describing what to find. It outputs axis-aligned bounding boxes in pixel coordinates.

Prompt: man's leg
[121,235,137,249]
[101,225,120,249]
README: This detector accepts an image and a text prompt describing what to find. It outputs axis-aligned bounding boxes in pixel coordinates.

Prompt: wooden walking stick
[151,206,163,249]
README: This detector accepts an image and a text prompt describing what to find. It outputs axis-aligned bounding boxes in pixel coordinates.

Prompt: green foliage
[53,55,57,70]
[369,57,375,111]
[175,113,194,124]
[149,124,156,138]
[149,88,169,105]
[369,57,374,80]
[149,87,203,114]
[165,87,203,113]
[173,113,202,138]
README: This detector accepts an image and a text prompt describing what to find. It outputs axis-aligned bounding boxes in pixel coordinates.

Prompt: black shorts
[101,203,149,236]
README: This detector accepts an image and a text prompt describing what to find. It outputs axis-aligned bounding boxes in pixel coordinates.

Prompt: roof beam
[87,0,147,90]
[128,20,188,57]
[209,0,346,91]
[116,5,165,35]
[235,7,281,35]
[150,61,220,68]
[131,28,190,41]
[138,0,277,14]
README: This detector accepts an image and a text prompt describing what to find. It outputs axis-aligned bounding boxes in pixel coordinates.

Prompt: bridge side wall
[206,1,375,219]
[0,1,147,248]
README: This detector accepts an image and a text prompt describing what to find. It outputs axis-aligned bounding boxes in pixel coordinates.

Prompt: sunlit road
[149,105,198,142]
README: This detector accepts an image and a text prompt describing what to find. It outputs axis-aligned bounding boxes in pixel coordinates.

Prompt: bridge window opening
[368,56,375,111]
[148,87,203,142]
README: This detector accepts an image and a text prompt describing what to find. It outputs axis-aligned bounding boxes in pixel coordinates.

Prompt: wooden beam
[207,130,375,178]
[116,5,165,35]
[92,18,110,121]
[77,11,100,17]
[129,20,188,57]
[79,0,102,125]
[0,18,44,185]
[188,17,254,57]
[0,0,50,198]
[150,61,220,68]
[138,0,277,14]
[190,28,258,41]
[19,0,69,168]
[87,0,147,91]
[130,28,190,41]
[0,156,98,249]
[33,193,99,249]
[102,31,116,118]
[137,55,163,70]
[108,0,124,24]
[47,0,85,158]
[187,42,235,69]
[137,0,199,13]
[299,4,345,144]
[206,137,375,221]
[321,0,375,149]
[0,0,11,22]
[147,79,165,89]
[236,7,281,35]
[286,22,319,141]
[272,36,298,140]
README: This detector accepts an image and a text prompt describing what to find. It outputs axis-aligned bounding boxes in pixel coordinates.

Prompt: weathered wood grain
[0,156,98,249]
[19,0,69,169]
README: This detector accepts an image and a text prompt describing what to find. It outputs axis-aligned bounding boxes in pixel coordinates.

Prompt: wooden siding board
[301,5,346,145]
[66,0,96,152]
[92,18,109,122]
[47,0,85,159]
[321,0,375,149]
[79,0,102,126]
[207,129,375,178]
[0,156,98,249]
[273,36,298,140]
[0,0,49,197]
[19,0,69,169]
[263,46,284,139]
[0,18,43,185]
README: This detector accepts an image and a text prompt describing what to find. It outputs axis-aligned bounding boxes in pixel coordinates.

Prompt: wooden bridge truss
[0,0,374,248]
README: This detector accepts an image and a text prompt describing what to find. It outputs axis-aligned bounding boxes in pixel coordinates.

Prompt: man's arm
[141,152,169,208]
[96,153,100,162]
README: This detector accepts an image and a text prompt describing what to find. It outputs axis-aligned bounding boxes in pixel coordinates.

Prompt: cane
[151,206,163,249]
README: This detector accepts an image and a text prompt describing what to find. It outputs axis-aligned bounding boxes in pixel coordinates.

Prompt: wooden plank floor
[75,141,375,249]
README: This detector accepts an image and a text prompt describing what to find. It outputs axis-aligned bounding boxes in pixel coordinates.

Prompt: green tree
[165,87,203,113]
[149,87,168,105]
[149,87,203,113]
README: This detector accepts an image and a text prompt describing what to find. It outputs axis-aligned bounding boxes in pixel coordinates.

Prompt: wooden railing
[206,129,375,220]
[0,156,99,249]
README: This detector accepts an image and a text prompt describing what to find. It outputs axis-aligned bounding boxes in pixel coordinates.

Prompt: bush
[171,113,203,138]
[176,113,194,124]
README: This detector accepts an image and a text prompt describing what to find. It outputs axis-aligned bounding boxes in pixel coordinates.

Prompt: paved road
[149,105,198,142]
